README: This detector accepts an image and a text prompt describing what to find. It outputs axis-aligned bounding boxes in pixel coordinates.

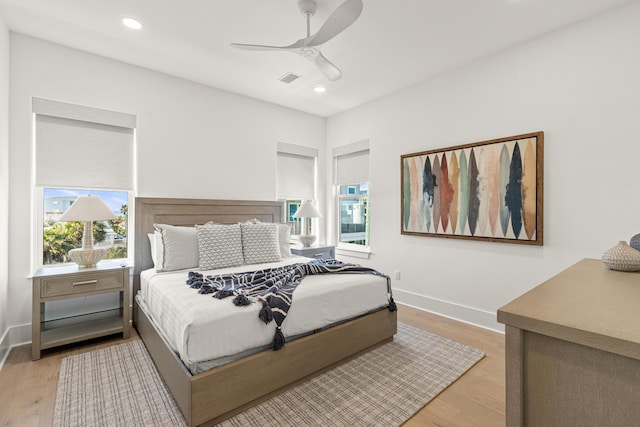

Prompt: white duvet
[138,257,389,373]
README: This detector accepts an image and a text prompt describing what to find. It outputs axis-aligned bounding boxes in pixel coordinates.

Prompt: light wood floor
[399,305,505,427]
[0,304,505,427]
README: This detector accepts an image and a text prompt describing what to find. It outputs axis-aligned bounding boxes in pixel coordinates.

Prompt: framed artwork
[401,131,543,245]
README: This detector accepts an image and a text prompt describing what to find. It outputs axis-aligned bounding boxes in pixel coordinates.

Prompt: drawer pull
[313,253,325,257]
[72,279,98,286]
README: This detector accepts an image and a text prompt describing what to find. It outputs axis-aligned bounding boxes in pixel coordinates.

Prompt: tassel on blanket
[388,296,397,312]
[198,286,215,295]
[186,272,205,289]
[258,300,274,324]
[233,293,251,306]
[213,289,235,299]
[187,271,202,281]
[189,280,205,289]
[273,326,285,351]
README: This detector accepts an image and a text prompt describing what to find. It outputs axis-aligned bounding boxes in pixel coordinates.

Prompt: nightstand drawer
[291,245,335,259]
[40,270,124,298]
[305,248,333,258]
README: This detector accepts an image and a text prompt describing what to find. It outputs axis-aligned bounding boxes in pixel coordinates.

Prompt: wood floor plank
[0,329,140,427]
[399,305,506,427]
[0,305,505,426]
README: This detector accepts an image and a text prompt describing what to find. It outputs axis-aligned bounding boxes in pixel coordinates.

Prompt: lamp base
[67,247,106,268]
[299,234,316,248]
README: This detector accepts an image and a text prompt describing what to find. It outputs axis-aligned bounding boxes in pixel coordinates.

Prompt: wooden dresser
[497,258,640,427]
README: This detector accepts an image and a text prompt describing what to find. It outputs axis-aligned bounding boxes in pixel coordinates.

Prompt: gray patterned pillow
[241,222,282,265]
[196,223,244,270]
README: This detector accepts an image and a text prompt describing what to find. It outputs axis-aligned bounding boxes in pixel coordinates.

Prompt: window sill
[336,246,371,260]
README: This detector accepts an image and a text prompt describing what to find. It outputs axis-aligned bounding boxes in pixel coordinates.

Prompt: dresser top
[498,258,640,359]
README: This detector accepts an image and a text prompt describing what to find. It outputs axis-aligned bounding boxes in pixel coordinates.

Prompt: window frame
[276,142,319,244]
[31,98,136,270]
[332,140,371,254]
[336,182,370,252]
[281,198,303,244]
[35,187,133,269]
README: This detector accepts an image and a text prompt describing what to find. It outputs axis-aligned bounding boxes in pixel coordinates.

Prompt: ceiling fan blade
[305,0,363,47]
[230,39,306,51]
[315,51,342,81]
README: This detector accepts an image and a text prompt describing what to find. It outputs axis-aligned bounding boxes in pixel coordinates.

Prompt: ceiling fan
[230,0,363,81]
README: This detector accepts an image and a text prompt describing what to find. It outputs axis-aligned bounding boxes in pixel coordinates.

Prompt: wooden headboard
[133,197,284,295]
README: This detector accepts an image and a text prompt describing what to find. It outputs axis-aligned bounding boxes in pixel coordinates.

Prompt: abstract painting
[401,132,543,245]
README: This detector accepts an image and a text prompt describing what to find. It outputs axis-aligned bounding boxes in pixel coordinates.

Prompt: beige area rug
[53,322,484,427]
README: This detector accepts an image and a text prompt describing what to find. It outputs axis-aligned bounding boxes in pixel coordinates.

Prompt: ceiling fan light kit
[231,0,363,81]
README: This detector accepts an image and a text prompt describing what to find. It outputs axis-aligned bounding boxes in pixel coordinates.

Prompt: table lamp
[293,200,322,247]
[58,194,117,268]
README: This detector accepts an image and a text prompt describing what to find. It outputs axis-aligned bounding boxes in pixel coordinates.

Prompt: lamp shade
[57,195,117,268]
[293,200,321,247]
[293,200,322,219]
[58,195,117,222]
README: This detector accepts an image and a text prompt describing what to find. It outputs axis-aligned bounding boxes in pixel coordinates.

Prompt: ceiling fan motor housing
[298,0,317,17]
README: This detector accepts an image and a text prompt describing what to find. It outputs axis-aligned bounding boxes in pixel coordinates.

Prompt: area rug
[53,322,484,427]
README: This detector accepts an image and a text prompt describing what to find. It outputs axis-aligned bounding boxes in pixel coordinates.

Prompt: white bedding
[138,257,390,373]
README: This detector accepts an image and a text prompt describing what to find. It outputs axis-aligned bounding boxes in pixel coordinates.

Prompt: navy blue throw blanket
[186,259,396,351]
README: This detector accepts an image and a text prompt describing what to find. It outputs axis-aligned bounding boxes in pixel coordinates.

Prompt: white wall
[5,2,640,341]
[327,1,640,331]
[0,16,9,364]
[7,34,326,331]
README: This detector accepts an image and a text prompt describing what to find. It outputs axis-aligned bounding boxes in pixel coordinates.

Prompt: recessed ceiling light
[314,86,326,93]
[122,17,142,30]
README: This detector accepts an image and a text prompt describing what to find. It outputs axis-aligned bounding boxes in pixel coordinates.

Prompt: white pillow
[153,224,199,272]
[278,223,292,258]
[241,222,282,265]
[147,233,157,266]
[196,223,244,270]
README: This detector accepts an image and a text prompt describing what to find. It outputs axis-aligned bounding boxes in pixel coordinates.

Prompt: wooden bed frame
[133,197,397,426]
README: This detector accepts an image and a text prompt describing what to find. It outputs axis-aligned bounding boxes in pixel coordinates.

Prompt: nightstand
[291,245,335,259]
[32,263,130,360]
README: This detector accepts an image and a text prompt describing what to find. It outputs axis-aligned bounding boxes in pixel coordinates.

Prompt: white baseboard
[393,288,504,333]
[0,323,31,371]
[0,328,9,370]
[10,323,31,345]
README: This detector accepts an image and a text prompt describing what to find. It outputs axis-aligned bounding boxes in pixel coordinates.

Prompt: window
[43,188,129,266]
[33,98,136,268]
[333,140,370,250]
[276,142,318,241]
[338,183,369,246]
[285,200,303,235]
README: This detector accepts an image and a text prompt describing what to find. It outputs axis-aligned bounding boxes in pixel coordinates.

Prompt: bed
[133,197,397,426]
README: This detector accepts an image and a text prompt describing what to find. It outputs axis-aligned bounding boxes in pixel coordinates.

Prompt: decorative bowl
[602,240,640,272]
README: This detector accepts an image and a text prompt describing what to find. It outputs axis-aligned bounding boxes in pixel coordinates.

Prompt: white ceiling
[0,0,632,117]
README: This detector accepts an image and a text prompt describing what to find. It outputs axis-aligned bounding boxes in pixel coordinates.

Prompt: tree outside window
[43,188,128,265]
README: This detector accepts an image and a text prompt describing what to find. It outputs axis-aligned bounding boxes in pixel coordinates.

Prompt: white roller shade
[277,152,315,199]
[336,149,369,185]
[33,98,135,190]
[334,139,370,185]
